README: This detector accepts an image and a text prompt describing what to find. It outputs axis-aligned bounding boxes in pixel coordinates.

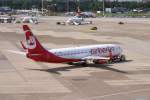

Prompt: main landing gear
[93,54,126,64]
[110,54,126,63]
[68,54,126,66]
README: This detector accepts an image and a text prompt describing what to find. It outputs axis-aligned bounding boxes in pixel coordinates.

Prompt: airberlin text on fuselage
[91,47,114,55]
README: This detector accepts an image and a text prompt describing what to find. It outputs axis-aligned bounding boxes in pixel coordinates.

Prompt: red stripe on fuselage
[28,49,80,63]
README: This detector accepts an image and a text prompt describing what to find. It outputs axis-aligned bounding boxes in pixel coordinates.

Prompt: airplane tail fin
[22,25,46,54]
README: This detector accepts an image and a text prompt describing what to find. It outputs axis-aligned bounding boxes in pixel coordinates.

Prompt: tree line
[0,0,150,11]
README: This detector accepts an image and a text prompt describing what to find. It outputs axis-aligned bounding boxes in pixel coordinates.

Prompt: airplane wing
[82,56,110,60]
[7,50,26,56]
[73,21,80,25]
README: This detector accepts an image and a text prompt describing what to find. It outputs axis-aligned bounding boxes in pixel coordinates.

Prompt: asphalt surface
[0,17,150,100]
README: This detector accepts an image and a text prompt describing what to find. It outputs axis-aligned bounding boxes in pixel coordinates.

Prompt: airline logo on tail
[27,36,36,49]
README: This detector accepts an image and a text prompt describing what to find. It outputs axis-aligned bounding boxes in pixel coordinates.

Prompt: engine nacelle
[93,59,108,64]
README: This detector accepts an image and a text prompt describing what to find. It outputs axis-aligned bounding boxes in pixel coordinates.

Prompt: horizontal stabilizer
[7,50,26,56]
[23,25,31,31]
[20,41,27,50]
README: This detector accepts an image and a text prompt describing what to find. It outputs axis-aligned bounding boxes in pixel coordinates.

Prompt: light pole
[103,0,105,17]
[42,0,44,14]
[67,0,69,12]
[77,0,80,6]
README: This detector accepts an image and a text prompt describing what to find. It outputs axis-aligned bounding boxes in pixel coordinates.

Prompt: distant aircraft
[0,16,14,23]
[14,16,38,24]
[66,15,92,25]
[63,7,92,25]
[8,25,126,65]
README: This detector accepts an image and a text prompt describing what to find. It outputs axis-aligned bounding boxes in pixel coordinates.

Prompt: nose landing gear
[120,55,126,62]
[111,54,126,63]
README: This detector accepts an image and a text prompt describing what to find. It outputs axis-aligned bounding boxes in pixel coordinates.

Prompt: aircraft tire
[108,59,113,64]
[120,55,126,62]
[81,62,88,67]
[90,21,92,24]
[68,62,74,65]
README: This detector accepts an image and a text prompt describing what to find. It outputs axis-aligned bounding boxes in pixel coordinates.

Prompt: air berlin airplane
[9,25,126,65]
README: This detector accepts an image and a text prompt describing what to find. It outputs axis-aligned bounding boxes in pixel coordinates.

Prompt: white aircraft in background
[66,15,92,25]
[8,25,126,65]
[14,16,39,24]
[65,7,92,25]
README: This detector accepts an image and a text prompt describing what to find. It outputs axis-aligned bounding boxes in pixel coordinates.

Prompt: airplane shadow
[27,60,133,75]
[114,60,133,64]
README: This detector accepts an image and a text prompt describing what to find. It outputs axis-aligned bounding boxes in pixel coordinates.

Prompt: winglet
[23,25,31,31]
[20,41,27,50]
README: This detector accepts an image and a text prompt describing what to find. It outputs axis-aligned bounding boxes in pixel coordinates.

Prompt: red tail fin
[22,25,46,54]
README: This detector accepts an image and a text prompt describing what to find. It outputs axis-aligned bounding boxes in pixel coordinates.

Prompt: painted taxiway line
[79,88,150,100]
[0,41,71,93]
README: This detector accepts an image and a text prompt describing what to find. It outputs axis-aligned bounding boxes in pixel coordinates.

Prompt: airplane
[66,15,92,25]
[59,7,92,25]
[0,15,16,23]
[8,25,126,65]
[14,16,39,24]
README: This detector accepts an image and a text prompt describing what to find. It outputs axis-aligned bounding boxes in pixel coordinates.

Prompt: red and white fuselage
[10,25,125,64]
[49,44,122,62]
